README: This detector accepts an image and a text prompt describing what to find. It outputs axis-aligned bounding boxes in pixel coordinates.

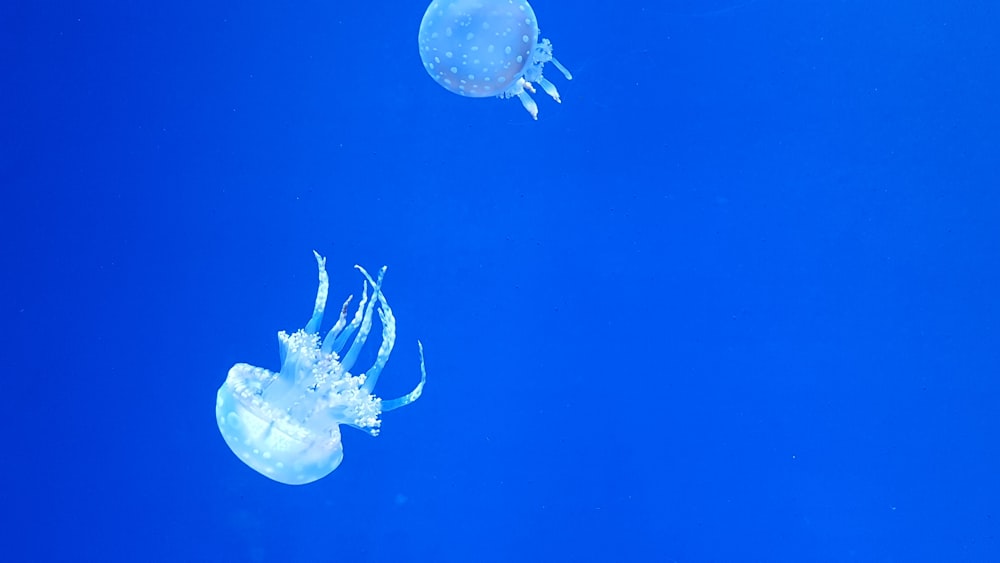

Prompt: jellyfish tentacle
[537,77,562,103]
[515,82,540,120]
[304,250,329,335]
[550,56,573,80]
[328,278,369,353]
[359,269,396,393]
[341,265,385,371]
[382,341,427,412]
[321,294,354,354]
[362,306,396,392]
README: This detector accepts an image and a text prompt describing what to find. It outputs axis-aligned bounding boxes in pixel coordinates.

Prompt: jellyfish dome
[418,0,572,119]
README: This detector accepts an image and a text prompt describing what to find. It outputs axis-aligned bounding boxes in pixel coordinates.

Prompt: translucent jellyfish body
[216,252,426,485]
[418,0,572,119]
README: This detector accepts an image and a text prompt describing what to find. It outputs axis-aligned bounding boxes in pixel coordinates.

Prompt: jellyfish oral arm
[514,79,540,119]
[303,250,329,335]
[382,341,427,412]
[550,56,573,81]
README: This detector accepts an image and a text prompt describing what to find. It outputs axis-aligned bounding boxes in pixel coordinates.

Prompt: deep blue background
[2,0,998,560]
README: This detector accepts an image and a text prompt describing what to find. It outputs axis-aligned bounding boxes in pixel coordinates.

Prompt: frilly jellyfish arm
[324,279,369,355]
[281,250,329,365]
[514,80,540,121]
[549,56,573,81]
[339,266,385,372]
[356,265,395,392]
[382,341,427,412]
[321,294,354,352]
[304,250,329,335]
[215,252,427,485]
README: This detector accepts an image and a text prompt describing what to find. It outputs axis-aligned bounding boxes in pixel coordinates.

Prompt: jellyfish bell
[417,0,572,119]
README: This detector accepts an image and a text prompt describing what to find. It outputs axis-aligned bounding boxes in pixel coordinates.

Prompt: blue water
[3,0,998,560]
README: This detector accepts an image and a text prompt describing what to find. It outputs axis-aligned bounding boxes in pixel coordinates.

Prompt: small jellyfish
[418,0,573,119]
[215,252,426,485]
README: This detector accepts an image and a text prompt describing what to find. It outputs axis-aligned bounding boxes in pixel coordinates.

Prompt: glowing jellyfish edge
[418,0,573,119]
[216,252,426,485]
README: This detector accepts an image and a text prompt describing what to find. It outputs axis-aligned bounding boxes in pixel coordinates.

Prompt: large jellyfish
[418,0,573,119]
[216,252,426,485]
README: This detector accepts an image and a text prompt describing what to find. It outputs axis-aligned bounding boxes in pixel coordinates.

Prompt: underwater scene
[3,0,998,560]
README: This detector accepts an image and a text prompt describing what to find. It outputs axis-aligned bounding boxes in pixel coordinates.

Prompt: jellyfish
[418,0,573,119]
[215,252,426,485]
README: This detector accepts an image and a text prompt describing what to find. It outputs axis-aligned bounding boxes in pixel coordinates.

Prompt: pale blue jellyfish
[216,252,426,485]
[418,0,573,119]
